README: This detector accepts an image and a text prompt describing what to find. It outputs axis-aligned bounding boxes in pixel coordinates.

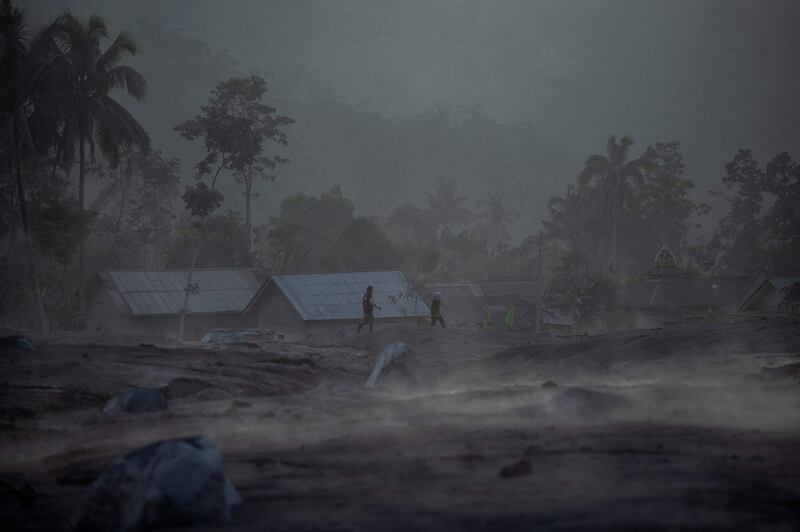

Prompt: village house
[615,246,750,326]
[86,269,260,340]
[738,271,800,312]
[243,271,429,338]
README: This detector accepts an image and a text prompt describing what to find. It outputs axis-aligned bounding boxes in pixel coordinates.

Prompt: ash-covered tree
[383,203,439,275]
[544,250,615,326]
[425,180,473,235]
[0,0,58,330]
[33,196,93,326]
[578,135,650,272]
[175,75,294,236]
[473,192,519,254]
[542,184,603,267]
[761,152,800,269]
[46,13,150,315]
[265,186,354,272]
[321,217,401,271]
[125,151,180,267]
[639,142,708,253]
[709,149,768,273]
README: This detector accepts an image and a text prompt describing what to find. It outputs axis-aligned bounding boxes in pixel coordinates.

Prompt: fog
[3,2,800,529]
[26,0,800,233]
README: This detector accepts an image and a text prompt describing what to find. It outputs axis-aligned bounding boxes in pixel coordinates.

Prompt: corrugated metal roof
[96,269,259,316]
[270,271,429,321]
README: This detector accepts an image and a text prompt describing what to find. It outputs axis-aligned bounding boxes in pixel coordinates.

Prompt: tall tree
[425,180,472,234]
[50,13,150,316]
[640,142,707,253]
[543,184,602,267]
[176,181,223,341]
[175,75,294,235]
[762,152,800,269]
[578,135,650,272]
[473,192,519,252]
[0,0,51,330]
[709,149,767,273]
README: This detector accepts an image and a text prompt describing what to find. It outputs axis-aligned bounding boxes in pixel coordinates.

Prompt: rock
[76,435,241,531]
[540,380,558,389]
[365,342,411,388]
[499,459,532,478]
[0,335,34,351]
[102,387,168,416]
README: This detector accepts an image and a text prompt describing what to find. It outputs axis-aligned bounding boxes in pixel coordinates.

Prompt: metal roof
[266,271,429,321]
[96,269,260,316]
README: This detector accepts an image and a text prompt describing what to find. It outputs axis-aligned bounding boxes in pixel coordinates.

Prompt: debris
[540,380,558,389]
[0,335,34,351]
[102,387,168,415]
[76,435,241,531]
[499,459,532,478]
[365,342,410,388]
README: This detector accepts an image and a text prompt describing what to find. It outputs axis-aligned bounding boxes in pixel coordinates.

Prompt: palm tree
[0,0,52,331]
[474,192,519,252]
[425,180,472,234]
[50,13,150,315]
[543,184,601,263]
[578,134,649,272]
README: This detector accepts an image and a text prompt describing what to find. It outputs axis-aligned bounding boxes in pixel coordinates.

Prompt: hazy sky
[29,0,800,194]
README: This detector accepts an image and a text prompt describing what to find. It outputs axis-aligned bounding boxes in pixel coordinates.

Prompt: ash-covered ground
[1,319,799,531]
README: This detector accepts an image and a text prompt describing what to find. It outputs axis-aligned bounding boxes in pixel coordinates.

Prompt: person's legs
[368,313,374,332]
[439,316,446,328]
[430,316,436,326]
[357,314,367,333]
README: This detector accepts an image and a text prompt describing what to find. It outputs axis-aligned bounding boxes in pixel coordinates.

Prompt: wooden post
[535,230,543,334]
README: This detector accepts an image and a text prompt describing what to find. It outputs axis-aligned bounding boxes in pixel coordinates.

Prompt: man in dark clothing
[430,292,446,328]
[357,286,380,333]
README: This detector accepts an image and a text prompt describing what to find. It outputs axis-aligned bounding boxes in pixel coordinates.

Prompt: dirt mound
[548,387,633,417]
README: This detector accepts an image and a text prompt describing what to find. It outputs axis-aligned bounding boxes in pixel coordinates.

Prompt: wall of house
[747,284,778,312]
[131,314,257,341]
[255,284,307,333]
[86,289,134,334]
[86,288,255,340]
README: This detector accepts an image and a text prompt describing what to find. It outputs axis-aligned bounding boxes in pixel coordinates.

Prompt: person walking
[357,285,380,333]
[430,291,446,328]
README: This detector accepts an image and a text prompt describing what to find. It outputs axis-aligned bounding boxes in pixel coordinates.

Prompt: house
[244,271,429,337]
[424,282,486,326]
[738,271,800,312]
[87,269,260,340]
[615,245,750,325]
[424,277,564,330]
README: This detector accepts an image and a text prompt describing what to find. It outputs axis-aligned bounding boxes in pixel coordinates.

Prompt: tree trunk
[178,231,203,342]
[244,173,252,237]
[11,122,49,332]
[78,136,86,324]
[611,209,618,274]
